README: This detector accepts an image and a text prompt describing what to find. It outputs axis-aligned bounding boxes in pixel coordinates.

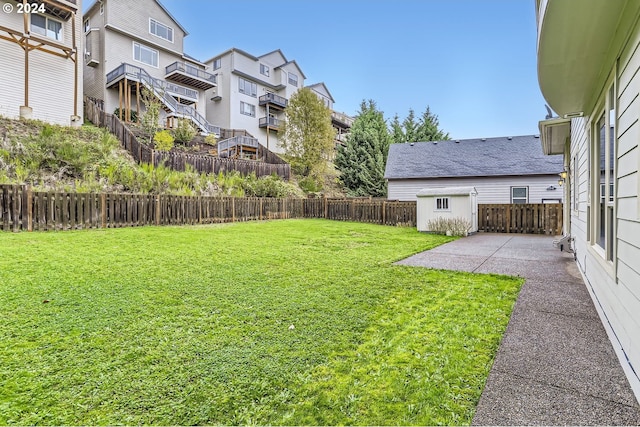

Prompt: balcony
[259,117,281,131]
[331,111,354,130]
[165,62,216,90]
[7,0,77,20]
[42,0,77,20]
[259,93,288,110]
[165,82,199,105]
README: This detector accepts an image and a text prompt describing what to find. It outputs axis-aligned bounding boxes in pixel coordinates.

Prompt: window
[435,197,449,211]
[31,14,62,41]
[511,187,528,204]
[83,19,89,33]
[288,72,298,87]
[240,101,255,117]
[149,18,173,42]
[100,3,104,14]
[133,42,158,68]
[238,78,257,97]
[590,78,616,262]
[212,58,221,70]
[260,64,269,77]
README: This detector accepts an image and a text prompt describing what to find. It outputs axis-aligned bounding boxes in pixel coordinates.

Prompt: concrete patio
[396,233,640,425]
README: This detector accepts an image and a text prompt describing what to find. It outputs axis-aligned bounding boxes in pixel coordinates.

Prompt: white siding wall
[0,5,82,125]
[569,23,640,397]
[106,0,185,55]
[417,194,477,232]
[205,49,302,152]
[388,175,564,204]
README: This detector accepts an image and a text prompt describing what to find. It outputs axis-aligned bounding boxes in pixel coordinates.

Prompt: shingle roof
[384,135,564,179]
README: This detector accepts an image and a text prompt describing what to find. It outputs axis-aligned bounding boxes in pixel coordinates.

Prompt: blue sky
[91,1,546,140]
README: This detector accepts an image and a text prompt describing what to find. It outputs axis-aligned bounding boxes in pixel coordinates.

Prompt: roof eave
[536,0,635,116]
[539,117,570,155]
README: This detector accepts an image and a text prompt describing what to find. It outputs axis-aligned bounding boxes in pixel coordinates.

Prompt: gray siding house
[385,135,564,203]
[537,0,640,401]
[83,0,217,134]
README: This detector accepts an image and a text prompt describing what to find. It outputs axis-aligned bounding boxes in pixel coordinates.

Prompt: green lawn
[0,220,523,425]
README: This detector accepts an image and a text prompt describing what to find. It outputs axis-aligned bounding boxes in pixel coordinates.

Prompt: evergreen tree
[390,114,405,144]
[402,108,419,142]
[281,87,335,185]
[416,105,450,141]
[335,100,392,197]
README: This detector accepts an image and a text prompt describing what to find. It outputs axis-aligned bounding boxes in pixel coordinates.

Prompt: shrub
[427,217,472,236]
[204,134,217,146]
[113,108,138,123]
[140,87,162,143]
[173,119,197,143]
[153,130,174,152]
[244,174,293,198]
[299,175,322,193]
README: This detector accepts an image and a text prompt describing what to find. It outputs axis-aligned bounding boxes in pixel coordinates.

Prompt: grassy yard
[0,220,523,425]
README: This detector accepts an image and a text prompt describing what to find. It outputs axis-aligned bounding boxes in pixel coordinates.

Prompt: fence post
[382,201,386,225]
[232,197,236,222]
[101,193,106,228]
[323,195,328,219]
[26,185,33,232]
[155,195,160,225]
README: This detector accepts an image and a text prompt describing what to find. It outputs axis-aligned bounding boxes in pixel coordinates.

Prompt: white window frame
[288,72,298,87]
[133,41,159,68]
[240,101,255,117]
[588,71,616,266]
[149,18,174,43]
[31,14,63,41]
[238,78,257,97]
[83,19,89,33]
[99,3,104,14]
[435,197,450,211]
[260,64,270,77]
[212,58,221,70]
[511,186,529,204]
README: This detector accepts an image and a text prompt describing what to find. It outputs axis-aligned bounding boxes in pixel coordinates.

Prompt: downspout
[20,0,32,119]
[71,9,80,125]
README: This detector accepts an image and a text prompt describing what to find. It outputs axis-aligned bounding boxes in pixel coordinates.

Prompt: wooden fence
[0,185,417,232]
[478,203,563,235]
[84,98,290,179]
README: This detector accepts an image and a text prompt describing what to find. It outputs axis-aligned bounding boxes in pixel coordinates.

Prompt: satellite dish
[545,104,553,120]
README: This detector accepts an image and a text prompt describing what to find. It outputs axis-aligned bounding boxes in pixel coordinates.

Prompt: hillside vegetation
[0,117,301,197]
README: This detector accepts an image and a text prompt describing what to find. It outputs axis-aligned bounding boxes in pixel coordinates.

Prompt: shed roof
[384,135,564,180]
[417,186,478,197]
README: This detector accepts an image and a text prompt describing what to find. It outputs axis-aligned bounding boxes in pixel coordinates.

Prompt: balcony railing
[331,111,354,128]
[259,117,281,129]
[217,135,259,153]
[259,93,288,109]
[165,82,198,102]
[165,61,216,90]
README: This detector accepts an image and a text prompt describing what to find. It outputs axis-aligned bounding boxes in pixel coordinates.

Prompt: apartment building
[81,0,351,155]
[203,48,306,153]
[0,0,82,125]
[83,0,218,134]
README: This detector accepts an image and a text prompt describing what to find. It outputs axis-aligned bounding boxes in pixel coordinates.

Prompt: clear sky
[90,0,547,140]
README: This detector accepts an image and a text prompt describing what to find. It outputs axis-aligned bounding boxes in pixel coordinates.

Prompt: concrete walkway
[396,233,640,425]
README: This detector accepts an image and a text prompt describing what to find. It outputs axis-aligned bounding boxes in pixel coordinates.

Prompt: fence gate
[478,203,562,235]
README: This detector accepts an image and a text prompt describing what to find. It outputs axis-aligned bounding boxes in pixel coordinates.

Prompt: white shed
[416,186,478,233]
